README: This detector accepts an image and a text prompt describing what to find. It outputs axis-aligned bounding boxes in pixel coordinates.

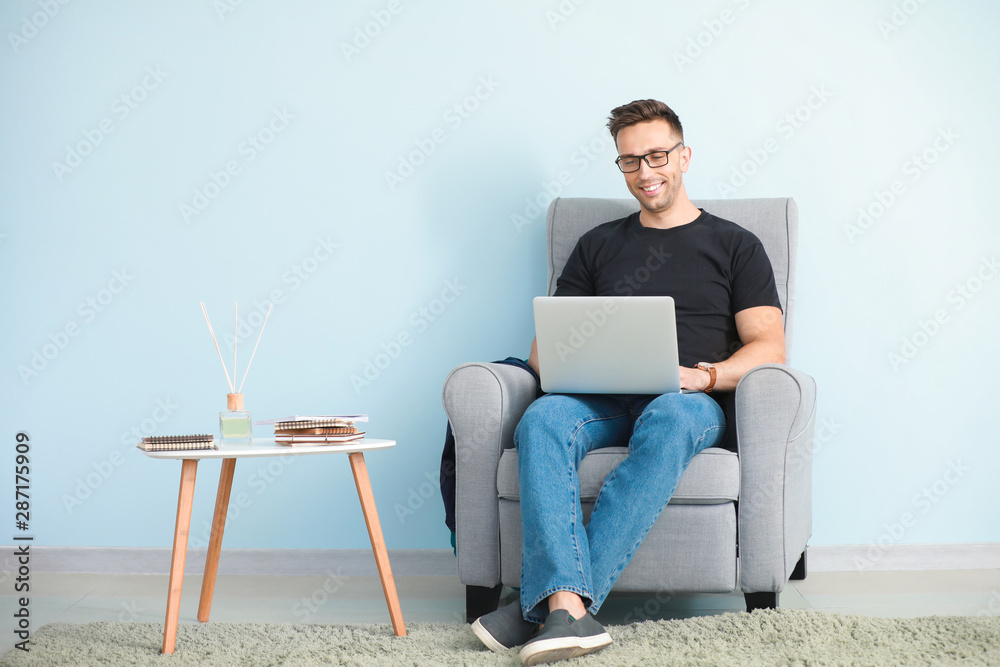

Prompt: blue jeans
[514,392,725,623]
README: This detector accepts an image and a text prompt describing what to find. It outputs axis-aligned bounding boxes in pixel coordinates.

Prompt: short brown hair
[607,99,684,142]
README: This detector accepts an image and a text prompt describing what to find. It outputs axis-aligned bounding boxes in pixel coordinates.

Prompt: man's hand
[528,337,540,375]
[679,365,711,391]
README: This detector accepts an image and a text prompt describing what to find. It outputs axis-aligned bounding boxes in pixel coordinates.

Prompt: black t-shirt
[554,210,781,373]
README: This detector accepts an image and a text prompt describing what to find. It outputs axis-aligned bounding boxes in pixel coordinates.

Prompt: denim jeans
[514,391,725,623]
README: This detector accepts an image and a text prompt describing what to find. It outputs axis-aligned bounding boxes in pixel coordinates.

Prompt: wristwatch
[695,362,717,393]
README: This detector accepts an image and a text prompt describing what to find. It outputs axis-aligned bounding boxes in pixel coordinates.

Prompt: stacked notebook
[271,415,367,447]
[137,434,217,452]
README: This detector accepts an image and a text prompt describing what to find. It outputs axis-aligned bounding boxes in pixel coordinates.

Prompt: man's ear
[679,145,692,173]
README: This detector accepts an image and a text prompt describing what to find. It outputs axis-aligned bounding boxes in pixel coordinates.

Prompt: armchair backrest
[545,197,799,361]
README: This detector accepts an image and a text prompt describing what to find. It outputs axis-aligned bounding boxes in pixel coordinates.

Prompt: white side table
[142,437,406,654]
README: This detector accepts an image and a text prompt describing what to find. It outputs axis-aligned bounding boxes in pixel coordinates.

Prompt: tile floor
[4,568,1000,656]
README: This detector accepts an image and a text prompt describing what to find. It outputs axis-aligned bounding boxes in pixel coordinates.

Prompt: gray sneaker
[471,598,538,653]
[518,609,612,665]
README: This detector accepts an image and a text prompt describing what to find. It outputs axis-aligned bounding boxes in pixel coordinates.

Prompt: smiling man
[471,100,785,665]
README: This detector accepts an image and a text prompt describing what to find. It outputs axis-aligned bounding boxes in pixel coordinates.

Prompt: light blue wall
[2,1,997,553]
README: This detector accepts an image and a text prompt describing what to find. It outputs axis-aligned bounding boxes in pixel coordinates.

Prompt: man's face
[615,119,690,216]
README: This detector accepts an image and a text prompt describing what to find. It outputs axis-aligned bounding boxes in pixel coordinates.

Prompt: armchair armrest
[442,362,539,587]
[735,364,817,593]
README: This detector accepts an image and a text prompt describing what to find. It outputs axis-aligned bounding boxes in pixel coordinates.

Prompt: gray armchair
[442,197,816,621]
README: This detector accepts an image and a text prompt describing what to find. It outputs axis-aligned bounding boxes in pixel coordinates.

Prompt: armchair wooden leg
[790,549,808,581]
[466,584,503,623]
[744,592,778,612]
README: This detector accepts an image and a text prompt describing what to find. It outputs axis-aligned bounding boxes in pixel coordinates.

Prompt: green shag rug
[2,609,998,666]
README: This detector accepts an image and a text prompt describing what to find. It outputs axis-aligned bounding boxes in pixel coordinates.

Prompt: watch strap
[696,363,717,393]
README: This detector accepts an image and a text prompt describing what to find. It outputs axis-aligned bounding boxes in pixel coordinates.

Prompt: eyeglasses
[615,142,684,173]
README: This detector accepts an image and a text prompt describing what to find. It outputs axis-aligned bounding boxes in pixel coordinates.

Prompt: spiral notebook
[137,434,218,452]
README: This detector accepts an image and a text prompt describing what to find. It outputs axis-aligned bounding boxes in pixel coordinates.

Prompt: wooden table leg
[198,457,236,622]
[162,459,198,654]
[348,452,407,636]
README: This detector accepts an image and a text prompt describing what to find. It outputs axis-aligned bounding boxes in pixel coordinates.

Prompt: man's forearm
[700,339,785,392]
[528,337,539,375]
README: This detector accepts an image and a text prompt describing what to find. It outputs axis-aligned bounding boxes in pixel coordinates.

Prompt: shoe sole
[519,631,612,665]
[471,618,511,654]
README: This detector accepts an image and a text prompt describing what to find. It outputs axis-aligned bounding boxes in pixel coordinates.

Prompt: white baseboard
[22,544,999,576]
[808,543,1000,572]
[28,547,457,576]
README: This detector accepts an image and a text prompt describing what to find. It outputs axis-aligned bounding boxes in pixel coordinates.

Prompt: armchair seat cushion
[497,446,739,506]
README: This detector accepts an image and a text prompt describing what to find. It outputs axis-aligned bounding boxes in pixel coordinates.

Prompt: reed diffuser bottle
[220,392,252,444]
[200,301,272,447]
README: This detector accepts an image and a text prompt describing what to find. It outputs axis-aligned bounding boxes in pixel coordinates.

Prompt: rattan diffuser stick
[200,301,235,393]
[238,303,272,393]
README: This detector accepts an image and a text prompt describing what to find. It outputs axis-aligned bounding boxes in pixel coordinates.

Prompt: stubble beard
[633,176,681,217]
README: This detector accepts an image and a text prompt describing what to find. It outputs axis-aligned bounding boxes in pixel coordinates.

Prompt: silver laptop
[533,296,680,394]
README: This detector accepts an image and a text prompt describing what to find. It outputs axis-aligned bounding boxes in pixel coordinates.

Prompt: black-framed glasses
[615,142,684,173]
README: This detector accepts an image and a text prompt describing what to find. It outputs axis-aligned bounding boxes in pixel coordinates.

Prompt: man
[472,99,785,665]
